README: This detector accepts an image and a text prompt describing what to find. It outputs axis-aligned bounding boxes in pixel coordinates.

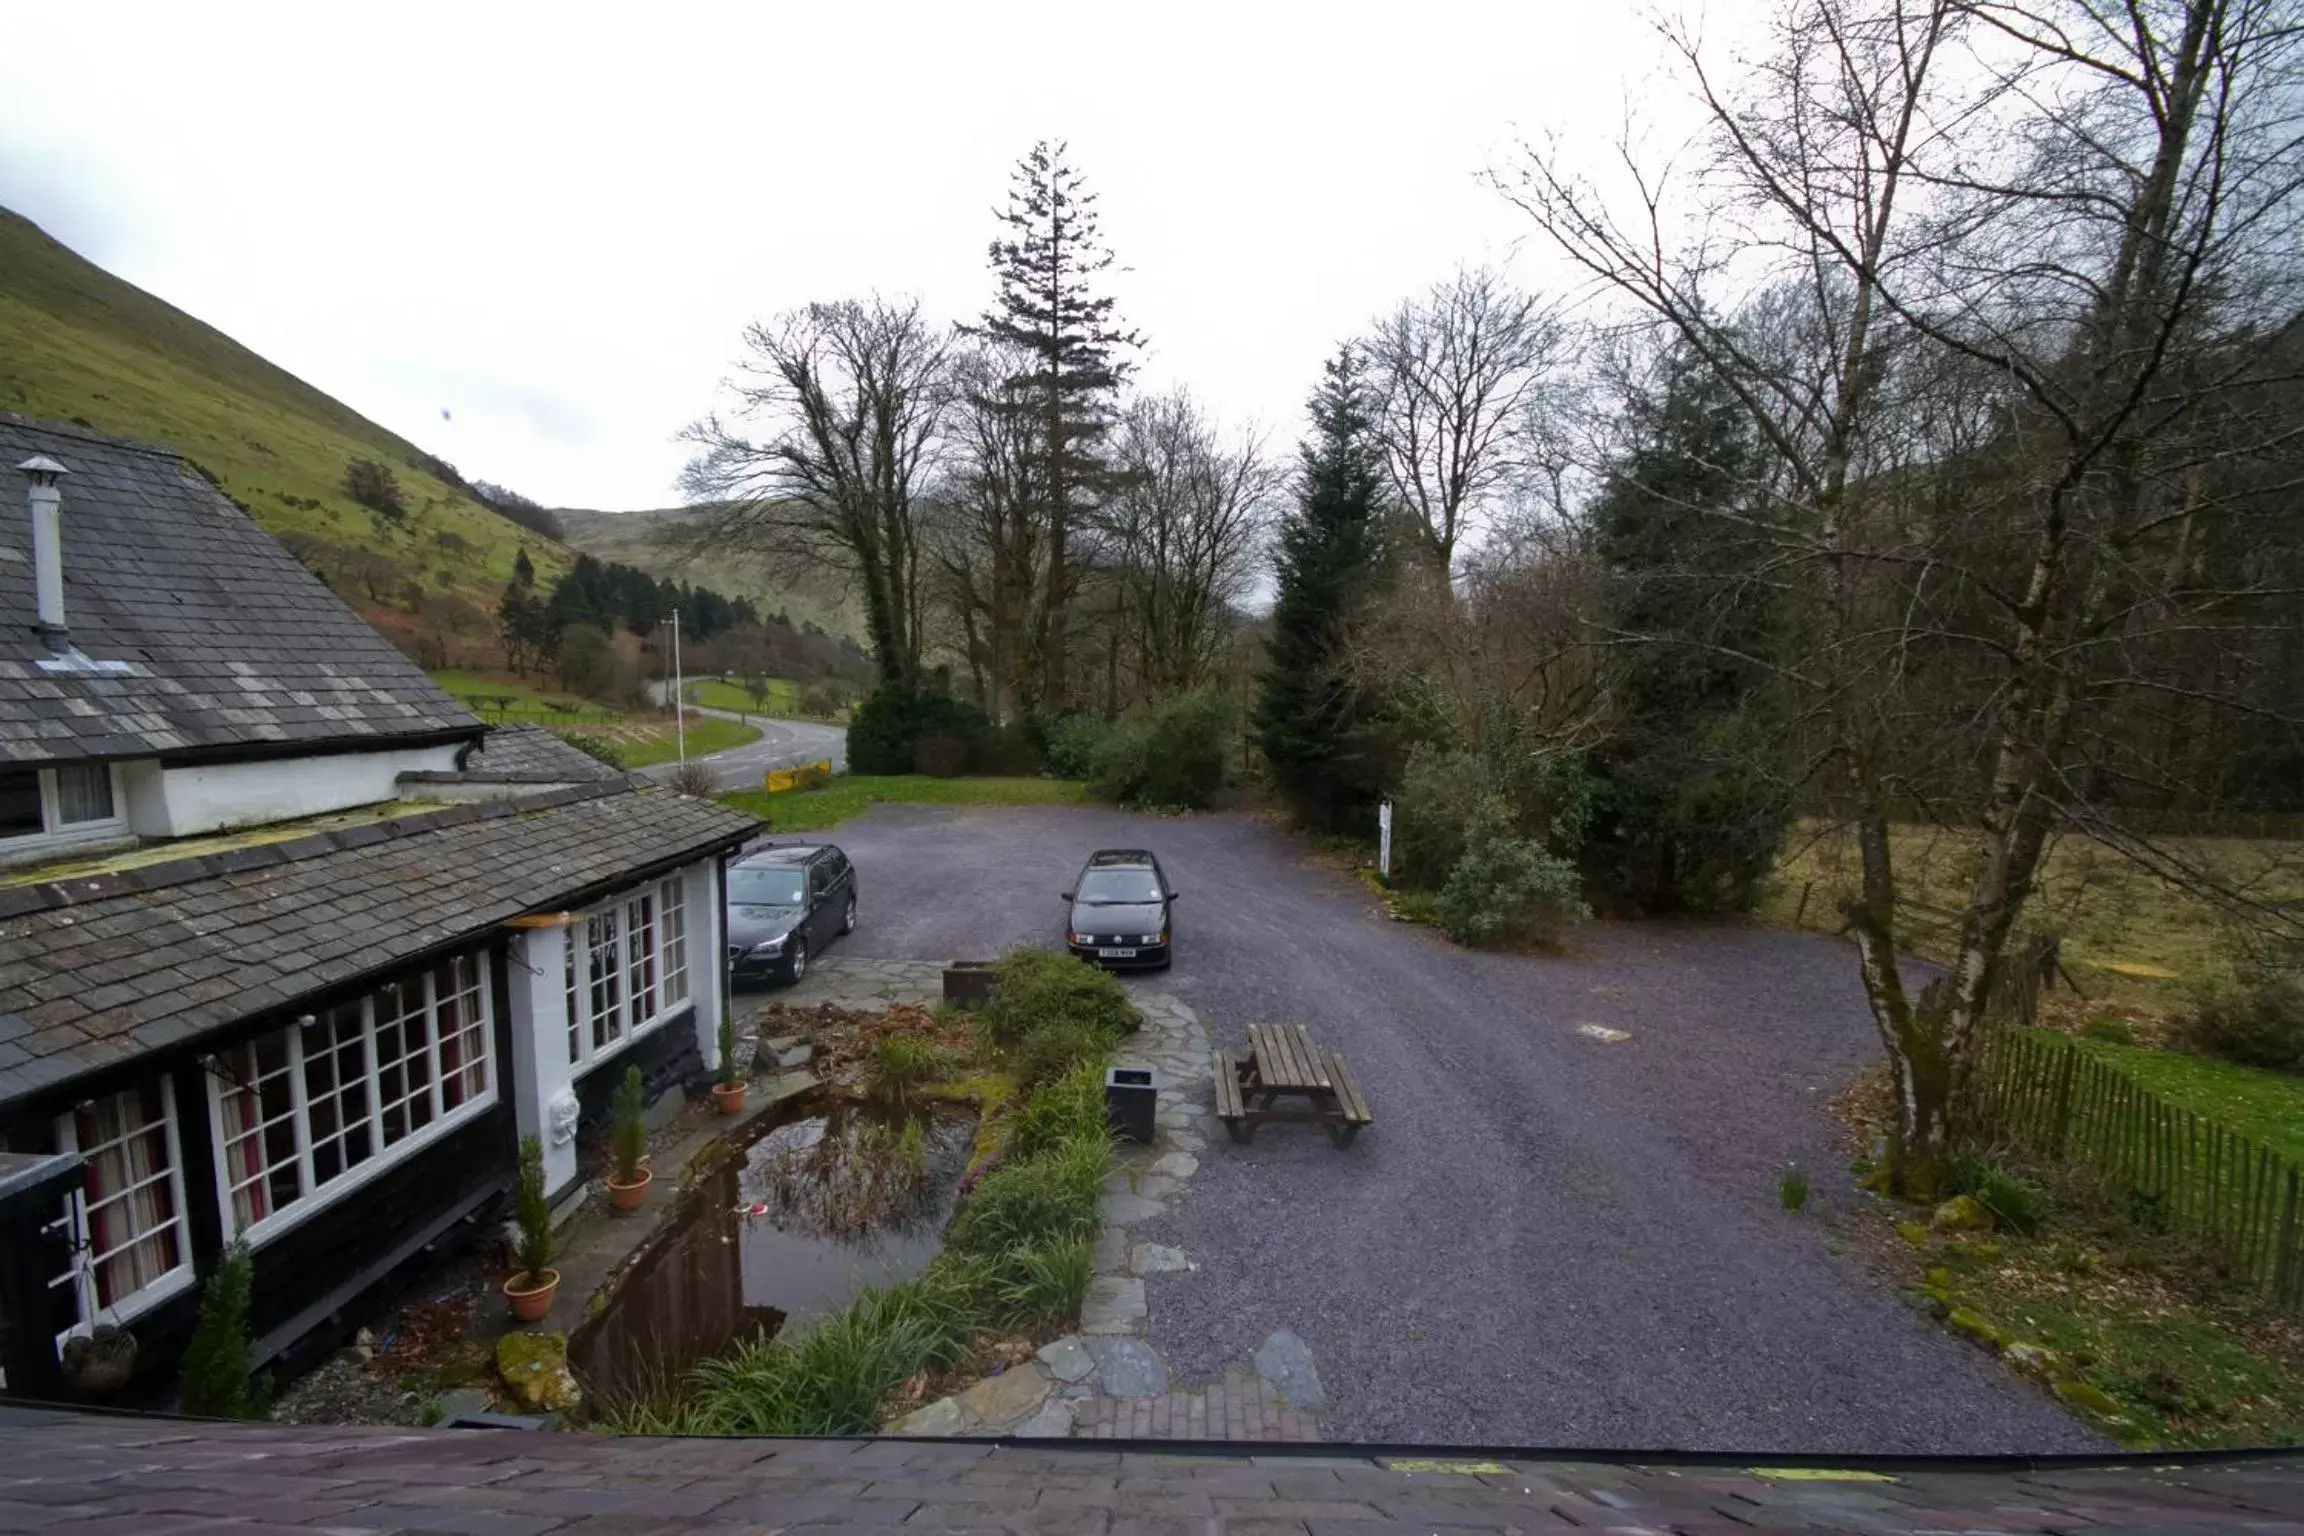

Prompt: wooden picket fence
[1971,1029,2304,1310]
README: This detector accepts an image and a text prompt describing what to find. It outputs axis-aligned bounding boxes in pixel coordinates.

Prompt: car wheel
[840,894,857,935]
[785,937,808,985]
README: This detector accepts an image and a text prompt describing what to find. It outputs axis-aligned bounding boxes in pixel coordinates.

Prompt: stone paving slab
[2,1408,2301,1533]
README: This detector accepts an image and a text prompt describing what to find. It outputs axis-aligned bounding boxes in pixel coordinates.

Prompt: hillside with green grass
[557,505,863,643]
[0,207,569,654]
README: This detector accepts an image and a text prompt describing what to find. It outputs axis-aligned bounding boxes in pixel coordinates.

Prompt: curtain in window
[75,1087,180,1309]
[53,764,114,825]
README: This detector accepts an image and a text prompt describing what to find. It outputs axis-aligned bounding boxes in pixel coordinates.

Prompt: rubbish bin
[942,961,996,1008]
[1104,1066,1158,1144]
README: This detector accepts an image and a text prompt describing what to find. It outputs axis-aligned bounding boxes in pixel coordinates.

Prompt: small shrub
[971,721,1043,776]
[611,1066,647,1184]
[847,683,986,775]
[864,1035,956,1109]
[1778,1164,1810,1212]
[177,1239,254,1418]
[981,947,1138,1052]
[1392,746,1498,888]
[1013,1018,1111,1090]
[512,1134,554,1283]
[1091,690,1232,808]
[1041,714,1112,779]
[799,684,842,719]
[1433,832,1590,949]
[913,733,970,778]
[666,758,717,797]
[718,1007,742,1089]
[1948,1153,2048,1237]
[2173,966,2304,1071]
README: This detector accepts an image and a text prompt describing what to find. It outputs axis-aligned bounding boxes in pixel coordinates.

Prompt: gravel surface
[800,801,2102,1455]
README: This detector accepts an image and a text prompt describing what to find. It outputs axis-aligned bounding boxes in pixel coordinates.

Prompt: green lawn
[612,716,761,769]
[691,677,803,716]
[430,670,600,713]
[2068,1033,2304,1166]
[718,775,1087,832]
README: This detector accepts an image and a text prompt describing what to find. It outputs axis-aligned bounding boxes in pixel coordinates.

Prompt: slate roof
[398,723,623,785]
[1,1408,2302,1530]
[0,416,481,765]
[0,780,757,1104]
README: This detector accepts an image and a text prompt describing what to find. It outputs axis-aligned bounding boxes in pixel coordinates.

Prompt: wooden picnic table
[1211,1022,1372,1148]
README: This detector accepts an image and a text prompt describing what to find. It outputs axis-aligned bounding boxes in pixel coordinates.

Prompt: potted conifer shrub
[712,1006,748,1115]
[502,1134,559,1322]
[606,1064,652,1211]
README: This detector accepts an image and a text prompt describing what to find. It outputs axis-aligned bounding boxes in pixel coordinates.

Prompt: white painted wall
[129,744,464,838]
[505,925,582,1198]
[688,855,729,1074]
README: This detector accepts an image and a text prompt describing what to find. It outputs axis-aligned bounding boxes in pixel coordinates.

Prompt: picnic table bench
[1211,1022,1372,1148]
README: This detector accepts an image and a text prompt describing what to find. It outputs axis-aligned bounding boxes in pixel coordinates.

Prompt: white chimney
[18,454,69,650]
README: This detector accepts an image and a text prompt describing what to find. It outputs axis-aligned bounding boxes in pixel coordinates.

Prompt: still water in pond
[570,1095,974,1401]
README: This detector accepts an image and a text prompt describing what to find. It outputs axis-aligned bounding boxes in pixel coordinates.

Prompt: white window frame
[564,874,692,1073]
[0,762,126,854]
[204,950,498,1248]
[46,1076,196,1343]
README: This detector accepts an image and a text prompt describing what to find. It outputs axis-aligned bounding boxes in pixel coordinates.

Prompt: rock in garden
[494,1332,581,1414]
[1036,1336,1095,1383]
[1931,1195,1992,1233]
[2002,1342,2058,1381]
[1085,1336,1167,1397]
[1896,1220,1930,1248]
[1253,1329,1325,1410]
[1131,1242,1188,1275]
[955,1362,1052,1429]
[889,1396,965,1436]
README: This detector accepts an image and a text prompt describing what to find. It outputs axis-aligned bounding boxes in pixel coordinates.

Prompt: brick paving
[3,1406,2303,1533]
[1071,1368,1319,1442]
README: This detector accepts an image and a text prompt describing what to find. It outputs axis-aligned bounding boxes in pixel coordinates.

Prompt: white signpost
[1377,798,1394,879]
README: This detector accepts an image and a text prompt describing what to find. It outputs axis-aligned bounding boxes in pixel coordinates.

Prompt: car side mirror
[1061,890,1074,900]
[1169,891,1182,900]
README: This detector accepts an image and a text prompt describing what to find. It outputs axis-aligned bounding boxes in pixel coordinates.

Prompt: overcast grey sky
[0,2,1746,511]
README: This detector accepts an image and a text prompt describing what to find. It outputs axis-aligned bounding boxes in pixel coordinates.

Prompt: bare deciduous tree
[1366,265,1571,579]
[1100,390,1280,697]
[680,295,956,686]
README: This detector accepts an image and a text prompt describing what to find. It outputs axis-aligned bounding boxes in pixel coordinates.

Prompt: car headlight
[1069,932,1091,945]
[748,937,786,957]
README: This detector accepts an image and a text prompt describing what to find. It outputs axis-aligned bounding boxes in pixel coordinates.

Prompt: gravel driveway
[797,801,2098,1454]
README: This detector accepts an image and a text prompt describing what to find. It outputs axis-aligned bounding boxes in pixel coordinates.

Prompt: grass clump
[1778,1164,1810,1212]
[864,1036,959,1110]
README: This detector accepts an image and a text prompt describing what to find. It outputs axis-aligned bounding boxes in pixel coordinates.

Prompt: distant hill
[0,207,569,661]
[556,505,864,643]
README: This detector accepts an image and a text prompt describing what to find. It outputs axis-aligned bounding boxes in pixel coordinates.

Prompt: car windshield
[730,867,806,906]
[1077,868,1162,904]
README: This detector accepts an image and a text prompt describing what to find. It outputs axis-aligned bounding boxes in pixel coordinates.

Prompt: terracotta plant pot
[504,1268,560,1323]
[606,1166,652,1212]
[712,1081,748,1116]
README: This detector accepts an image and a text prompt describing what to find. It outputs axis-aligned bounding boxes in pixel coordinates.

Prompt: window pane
[375,979,435,1146]
[302,1003,370,1189]
[564,923,583,1064]
[626,894,658,1024]
[660,878,689,1006]
[53,764,114,825]
[218,1031,301,1231]
[70,1079,185,1311]
[589,910,622,1050]
[0,769,41,838]
[435,955,490,1110]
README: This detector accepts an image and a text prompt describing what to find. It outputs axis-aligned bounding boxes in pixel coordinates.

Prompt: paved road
[639,700,846,792]
[787,801,2100,1455]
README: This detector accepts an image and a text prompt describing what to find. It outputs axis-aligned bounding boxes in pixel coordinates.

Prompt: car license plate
[1098,947,1138,959]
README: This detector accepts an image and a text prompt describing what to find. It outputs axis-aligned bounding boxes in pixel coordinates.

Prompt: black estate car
[1064,849,1176,969]
[727,843,856,986]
